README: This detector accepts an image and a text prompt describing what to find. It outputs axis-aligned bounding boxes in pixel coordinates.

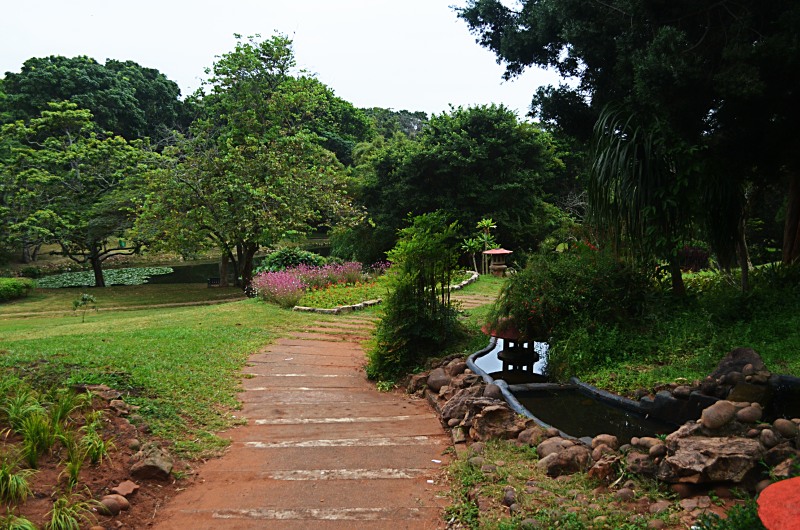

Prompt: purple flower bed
[252,261,368,308]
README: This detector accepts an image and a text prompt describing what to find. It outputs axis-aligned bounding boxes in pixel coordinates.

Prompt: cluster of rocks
[95,480,140,519]
[409,356,800,493]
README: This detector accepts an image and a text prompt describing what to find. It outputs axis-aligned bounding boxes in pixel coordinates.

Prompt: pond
[514,387,676,440]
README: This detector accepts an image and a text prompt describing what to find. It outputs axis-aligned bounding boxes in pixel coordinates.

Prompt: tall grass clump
[0,457,35,504]
[367,212,465,381]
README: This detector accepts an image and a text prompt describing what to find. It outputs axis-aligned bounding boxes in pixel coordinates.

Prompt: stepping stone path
[155,314,451,529]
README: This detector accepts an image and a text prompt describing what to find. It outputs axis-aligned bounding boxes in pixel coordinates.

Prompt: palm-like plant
[590,106,694,295]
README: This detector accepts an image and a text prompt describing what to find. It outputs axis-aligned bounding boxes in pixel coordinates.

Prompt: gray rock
[615,487,635,501]
[426,368,450,392]
[673,385,692,399]
[517,426,547,447]
[760,428,780,448]
[440,386,483,422]
[482,383,503,400]
[131,443,174,481]
[502,486,516,506]
[627,451,658,476]
[407,373,428,393]
[469,405,530,441]
[710,348,766,379]
[537,437,573,458]
[649,443,667,459]
[657,436,763,483]
[446,360,468,377]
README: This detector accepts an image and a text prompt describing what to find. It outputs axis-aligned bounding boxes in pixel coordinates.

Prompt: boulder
[517,426,547,447]
[440,386,483,422]
[657,437,763,484]
[537,437,573,458]
[540,445,592,477]
[627,451,658,476]
[426,368,450,393]
[407,373,428,393]
[592,434,619,451]
[774,418,799,439]
[710,348,767,380]
[483,383,503,400]
[469,404,530,441]
[736,405,762,423]
[131,443,174,481]
[446,360,467,377]
[701,400,737,430]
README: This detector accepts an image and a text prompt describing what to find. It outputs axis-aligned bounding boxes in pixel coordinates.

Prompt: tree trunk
[239,243,259,293]
[669,256,685,297]
[91,256,106,288]
[783,171,800,265]
[737,219,751,292]
[219,254,229,287]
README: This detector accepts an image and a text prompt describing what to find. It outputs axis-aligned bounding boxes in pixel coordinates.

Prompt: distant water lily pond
[36,267,174,288]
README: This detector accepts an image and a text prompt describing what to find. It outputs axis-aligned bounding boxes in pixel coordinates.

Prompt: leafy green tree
[137,34,355,289]
[362,108,428,138]
[459,0,800,266]
[1,55,186,140]
[341,104,564,263]
[1,102,155,286]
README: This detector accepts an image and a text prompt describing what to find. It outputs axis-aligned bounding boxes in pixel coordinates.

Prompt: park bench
[207,277,221,287]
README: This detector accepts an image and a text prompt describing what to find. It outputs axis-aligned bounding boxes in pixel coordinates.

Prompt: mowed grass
[0,283,244,317]
[0,285,324,456]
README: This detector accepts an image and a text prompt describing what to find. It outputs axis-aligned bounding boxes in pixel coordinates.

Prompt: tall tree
[458,0,800,265]
[341,104,564,263]
[137,34,355,289]
[1,102,154,285]
[1,55,186,141]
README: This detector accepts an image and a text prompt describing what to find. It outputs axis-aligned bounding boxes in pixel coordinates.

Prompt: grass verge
[0,286,320,457]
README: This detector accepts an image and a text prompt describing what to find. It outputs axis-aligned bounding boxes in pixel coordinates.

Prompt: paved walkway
[154,314,451,529]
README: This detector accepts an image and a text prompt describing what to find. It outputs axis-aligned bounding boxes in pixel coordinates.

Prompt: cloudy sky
[0,0,561,117]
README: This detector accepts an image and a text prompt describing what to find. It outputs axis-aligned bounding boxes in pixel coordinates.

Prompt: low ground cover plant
[298,280,386,309]
[36,267,173,289]
[0,278,35,303]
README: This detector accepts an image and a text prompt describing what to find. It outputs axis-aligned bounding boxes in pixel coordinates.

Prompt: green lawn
[0,285,326,456]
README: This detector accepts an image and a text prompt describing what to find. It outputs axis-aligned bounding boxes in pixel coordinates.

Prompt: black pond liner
[468,339,678,441]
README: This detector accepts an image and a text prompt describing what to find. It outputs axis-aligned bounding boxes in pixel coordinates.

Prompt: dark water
[146,262,224,284]
[516,388,675,440]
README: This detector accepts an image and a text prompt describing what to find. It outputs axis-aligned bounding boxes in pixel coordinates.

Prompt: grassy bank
[0,285,322,456]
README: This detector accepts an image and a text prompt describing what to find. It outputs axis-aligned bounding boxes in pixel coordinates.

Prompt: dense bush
[0,278,35,302]
[367,212,465,381]
[490,243,651,341]
[254,248,327,273]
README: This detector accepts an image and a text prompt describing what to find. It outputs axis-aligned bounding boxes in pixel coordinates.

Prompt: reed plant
[0,457,35,504]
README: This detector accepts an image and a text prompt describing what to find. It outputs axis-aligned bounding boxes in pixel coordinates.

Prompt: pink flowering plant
[251,270,307,308]
[252,261,389,309]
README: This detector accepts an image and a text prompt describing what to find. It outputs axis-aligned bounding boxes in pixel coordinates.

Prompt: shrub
[489,242,651,341]
[250,270,306,309]
[294,262,363,289]
[255,248,327,273]
[367,212,465,380]
[0,278,35,302]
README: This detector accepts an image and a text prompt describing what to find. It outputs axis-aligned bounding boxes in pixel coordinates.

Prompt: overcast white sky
[0,0,561,118]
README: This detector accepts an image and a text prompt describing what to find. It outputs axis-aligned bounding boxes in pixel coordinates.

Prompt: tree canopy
[337,104,565,264]
[1,102,155,285]
[1,55,187,141]
[459,0,800,271]
[137,34,356,288]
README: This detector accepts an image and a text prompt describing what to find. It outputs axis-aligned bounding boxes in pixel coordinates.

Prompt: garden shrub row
[0,277,35,302]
